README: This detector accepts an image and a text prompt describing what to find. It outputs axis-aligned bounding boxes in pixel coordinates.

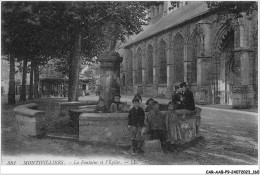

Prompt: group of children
[127,97,183,155]
[94,82,196,155]
[127,82,196,155]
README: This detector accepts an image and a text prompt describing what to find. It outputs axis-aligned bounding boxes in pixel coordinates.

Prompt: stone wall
[79,113,130,146]
[79,108,201,146]
[14,103,45,137]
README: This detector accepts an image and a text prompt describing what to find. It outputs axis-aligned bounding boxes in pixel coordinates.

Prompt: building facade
[39,59,67,97]
[120,1,258,108]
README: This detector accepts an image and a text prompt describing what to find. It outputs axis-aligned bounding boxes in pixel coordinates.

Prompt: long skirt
[166,122,182,143]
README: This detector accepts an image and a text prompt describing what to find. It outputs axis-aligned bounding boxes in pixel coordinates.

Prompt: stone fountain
[97,22,123,109]
[71,22,202,150]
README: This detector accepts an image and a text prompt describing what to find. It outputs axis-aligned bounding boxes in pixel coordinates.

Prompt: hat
[146,98,154,105]
[132,97,140,103]
[179,82,187,88]
[152,101,159,105]
[134,94,142,102]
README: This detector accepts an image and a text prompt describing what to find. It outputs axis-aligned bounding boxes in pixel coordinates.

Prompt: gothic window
[159,40,167,84]
[128,51,133,85]
[173,34,184,83]
[136,48,142,84]
[151,7,155,17]
[147,45,153,84]
[156,6,159,15]
[191,36,199,83]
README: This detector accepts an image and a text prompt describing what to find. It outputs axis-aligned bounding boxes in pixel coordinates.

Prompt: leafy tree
[2,2,61,102]
[2,1,164,103]
[169,1,189,10]
[1,2,38,103]
[80,62,101,94]
[42,2,156,101]
[82,62,101,84]
[206,1,257,27]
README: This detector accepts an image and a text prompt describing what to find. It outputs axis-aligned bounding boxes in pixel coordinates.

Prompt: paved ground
[1,95,258,165]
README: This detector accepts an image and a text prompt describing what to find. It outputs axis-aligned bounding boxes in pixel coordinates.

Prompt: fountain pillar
[97,22,123,109]
[97,51,122,110]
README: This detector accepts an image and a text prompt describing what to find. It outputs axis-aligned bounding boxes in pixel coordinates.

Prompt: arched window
[128,51,133,86]
[173,34,184,83]
[147,45,153,84]
[151,7,155,17]
[191,35,199,83]
[159,40,167,84]
[136,48,142,84]
[156,6,159,15]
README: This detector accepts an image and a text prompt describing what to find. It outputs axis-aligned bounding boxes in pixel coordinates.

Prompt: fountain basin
[79,107,201,146]
[79,112,130,146]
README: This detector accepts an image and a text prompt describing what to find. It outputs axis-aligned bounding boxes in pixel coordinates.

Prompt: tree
[82,62,101,84]
[1,2,32,103]
[2,2,37,101]
[206,1,257,27]
[2,1,163,102]
[2,2,62,102]
[7,55,16,104]
[43,2,155,101]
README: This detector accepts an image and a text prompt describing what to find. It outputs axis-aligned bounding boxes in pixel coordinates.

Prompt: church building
[120,1,258,108]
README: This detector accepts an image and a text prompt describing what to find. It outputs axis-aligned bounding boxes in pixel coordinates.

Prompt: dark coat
[128,107,145,127]
[172,92,182,109]
[182,89,195,111]
[146,109,166,131]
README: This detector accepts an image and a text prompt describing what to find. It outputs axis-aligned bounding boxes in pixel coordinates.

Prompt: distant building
[39,59,67,97]
[120,1,258,108]
[2,57,93,98]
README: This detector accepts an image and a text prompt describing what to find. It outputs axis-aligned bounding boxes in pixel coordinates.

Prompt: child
[129,94,146,110]
[165,101,182,152]
[94,98,108,113]
[172,85,183,110]
[110,94,126,113]
[146,101,167,152]
[145,98,154,112]
[128,98,146,155]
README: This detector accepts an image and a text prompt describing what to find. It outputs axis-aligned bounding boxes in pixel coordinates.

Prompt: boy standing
[128,98,146,155]
[146,101,167,152]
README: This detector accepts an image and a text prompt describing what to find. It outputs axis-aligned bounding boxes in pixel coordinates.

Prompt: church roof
[123,2,209,48]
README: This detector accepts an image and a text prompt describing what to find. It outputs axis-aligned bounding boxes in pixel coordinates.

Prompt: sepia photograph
[1,1,259,174]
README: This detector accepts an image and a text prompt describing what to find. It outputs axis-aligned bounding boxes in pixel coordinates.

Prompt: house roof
[123,2,209,48]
